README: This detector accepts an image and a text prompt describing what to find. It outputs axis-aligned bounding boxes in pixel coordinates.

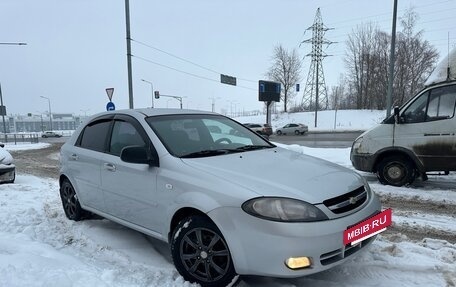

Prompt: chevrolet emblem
[349,197,357,204]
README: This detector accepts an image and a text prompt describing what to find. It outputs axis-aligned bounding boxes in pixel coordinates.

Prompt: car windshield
[146,114,274,158]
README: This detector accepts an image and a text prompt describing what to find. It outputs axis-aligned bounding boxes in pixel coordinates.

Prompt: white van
[350,80,456,186]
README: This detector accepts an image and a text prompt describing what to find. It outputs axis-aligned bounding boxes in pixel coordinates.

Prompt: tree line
[267,8,439,112]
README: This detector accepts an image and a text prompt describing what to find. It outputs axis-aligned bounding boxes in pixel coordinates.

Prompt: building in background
[6,113,88,133]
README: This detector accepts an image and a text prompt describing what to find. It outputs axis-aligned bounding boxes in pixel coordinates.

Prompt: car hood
[182,147,364,204]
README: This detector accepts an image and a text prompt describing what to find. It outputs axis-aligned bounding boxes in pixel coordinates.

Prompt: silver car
[59,109,381,287]
[276,123,309,135]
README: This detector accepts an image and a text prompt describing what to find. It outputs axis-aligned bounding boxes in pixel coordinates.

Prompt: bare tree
[394,8,439,105]
[266,45,302,112]
[342,8,438,110]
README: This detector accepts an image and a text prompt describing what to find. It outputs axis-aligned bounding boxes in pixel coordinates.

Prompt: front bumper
[208,193,381,278]
[0,164,15,183]
[350,152,375,172]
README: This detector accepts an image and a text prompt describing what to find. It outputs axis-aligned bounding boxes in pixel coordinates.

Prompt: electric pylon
[301,8,334,116]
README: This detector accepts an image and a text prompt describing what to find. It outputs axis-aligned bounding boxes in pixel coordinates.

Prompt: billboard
[259,80,281,102]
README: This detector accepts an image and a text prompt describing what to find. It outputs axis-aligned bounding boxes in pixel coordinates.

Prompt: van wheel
[171,216,238,287]
[377,156,415,186]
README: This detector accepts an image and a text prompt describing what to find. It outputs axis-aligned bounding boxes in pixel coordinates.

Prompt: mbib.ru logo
[344,209,392,246]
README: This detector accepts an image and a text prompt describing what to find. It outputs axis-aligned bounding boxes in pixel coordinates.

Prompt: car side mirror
[393,106,401,124]
[120,146,159,167]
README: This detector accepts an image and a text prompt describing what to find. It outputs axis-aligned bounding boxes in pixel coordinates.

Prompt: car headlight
[352,137,363,151]
[242,197,328,222]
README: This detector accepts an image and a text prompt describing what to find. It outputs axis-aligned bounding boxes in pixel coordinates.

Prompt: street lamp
[80,109,90,117]
[40,96,52,131]
[209,97,221,113]
[140,79,154,108]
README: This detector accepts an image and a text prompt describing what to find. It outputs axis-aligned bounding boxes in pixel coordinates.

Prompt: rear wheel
[171,216,238,287]
[377,156,415,186]
[276,130,282,135]
[60,179,89,221]
[294,130,300,135]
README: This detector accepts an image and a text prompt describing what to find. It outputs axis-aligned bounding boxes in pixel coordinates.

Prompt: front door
[395,83,456,171]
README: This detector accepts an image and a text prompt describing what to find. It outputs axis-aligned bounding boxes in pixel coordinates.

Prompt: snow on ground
[234,109,386,132]
[4,143,51,151]
[1,145,455,286]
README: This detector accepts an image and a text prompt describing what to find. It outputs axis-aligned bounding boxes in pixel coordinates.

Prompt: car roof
[90,108,218,119]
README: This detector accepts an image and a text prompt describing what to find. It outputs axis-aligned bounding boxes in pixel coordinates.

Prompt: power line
[131,38,257,83]
[132,54,257,91]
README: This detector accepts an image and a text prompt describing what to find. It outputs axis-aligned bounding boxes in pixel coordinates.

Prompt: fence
[1,133,39,144]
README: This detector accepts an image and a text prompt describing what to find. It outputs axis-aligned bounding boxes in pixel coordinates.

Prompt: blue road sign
[106,101,115,111]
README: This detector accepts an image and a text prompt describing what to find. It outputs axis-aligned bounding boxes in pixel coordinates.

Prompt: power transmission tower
[300,8,334,127]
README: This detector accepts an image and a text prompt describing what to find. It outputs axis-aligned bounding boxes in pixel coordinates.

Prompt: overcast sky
[1,0,455,116]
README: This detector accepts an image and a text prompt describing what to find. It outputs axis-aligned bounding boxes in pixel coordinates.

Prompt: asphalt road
[269,131,363,148]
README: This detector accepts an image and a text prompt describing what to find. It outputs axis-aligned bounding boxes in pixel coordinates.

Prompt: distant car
[0,144,15,184]
[42,131,62,138]
[276,123,308,135]
[243,123,273,136]
[59,109,380,287]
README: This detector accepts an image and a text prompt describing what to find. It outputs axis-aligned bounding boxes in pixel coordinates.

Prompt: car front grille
[323,186,367,214]
[320,236,375,266]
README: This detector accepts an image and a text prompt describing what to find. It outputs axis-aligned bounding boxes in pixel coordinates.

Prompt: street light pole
[141,79,154,108]
[125,0,134,109]
[40,96,52,131]
[0,83,7,134]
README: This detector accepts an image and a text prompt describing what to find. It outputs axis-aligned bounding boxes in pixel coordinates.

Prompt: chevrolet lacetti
[59,109,381,287]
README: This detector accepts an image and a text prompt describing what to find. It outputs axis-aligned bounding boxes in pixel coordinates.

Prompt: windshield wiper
[180,149,241,158]
[235,145,272,151]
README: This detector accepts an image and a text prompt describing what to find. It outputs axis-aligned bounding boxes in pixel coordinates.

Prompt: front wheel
[294,130,300,135]
[171,216,238,287]
[376,156,415,186]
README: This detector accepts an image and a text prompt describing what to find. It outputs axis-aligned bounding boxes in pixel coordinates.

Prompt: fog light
[285,257,311,270]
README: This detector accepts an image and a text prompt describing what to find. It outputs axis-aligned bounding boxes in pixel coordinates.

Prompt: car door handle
[70,154,78,160]
[104,163,116,172]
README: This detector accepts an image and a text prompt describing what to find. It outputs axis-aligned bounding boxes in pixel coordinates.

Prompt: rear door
[69,117,113,211]
[395,83,456,171]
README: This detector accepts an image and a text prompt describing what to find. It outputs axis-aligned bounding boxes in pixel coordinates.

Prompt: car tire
[42,135,47,138]
[376,156,415,186]
[294,130,300,135]
[171,216,239,287]
[276,130,282,136]
[60,179,90,221]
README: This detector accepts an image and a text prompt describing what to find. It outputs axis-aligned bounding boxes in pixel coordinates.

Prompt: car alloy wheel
[171,216,238,287]
[60,179,85,221]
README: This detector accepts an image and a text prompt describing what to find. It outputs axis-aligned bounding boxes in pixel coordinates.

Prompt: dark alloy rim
[62,184,78,218]
[180,227,230,282]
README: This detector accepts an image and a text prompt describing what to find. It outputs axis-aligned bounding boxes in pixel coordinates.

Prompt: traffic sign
[106,101,115,111]
[106,88,114,101]
[220,74,237,86]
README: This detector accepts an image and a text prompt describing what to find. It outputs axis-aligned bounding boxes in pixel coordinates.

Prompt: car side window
[109,121,146,157]
[79,120,112,152]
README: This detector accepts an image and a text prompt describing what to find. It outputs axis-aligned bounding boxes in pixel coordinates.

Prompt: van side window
[402,84,456,123]
[426,85,456,121]
[402,92,428,123]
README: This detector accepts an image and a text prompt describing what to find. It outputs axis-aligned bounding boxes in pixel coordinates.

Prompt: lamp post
[209,97,221,113]
[40,96,52,131]
[141,79,154,108]
[80,109,90,117]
